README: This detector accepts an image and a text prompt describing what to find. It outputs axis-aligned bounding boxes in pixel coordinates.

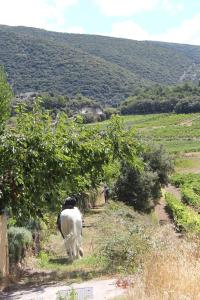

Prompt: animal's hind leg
[64,239,73,261]
[72,239,78,259]
[77,235,83,258]
[79,247,83,257]
[67,246,74,262]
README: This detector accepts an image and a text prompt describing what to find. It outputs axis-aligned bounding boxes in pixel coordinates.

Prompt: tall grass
[116,226,200,300]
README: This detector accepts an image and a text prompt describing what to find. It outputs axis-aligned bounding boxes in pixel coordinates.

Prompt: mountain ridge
[1,25,200,104]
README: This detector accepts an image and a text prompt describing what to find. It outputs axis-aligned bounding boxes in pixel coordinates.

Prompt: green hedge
[8,227,32,265]
[181,185,200,208]
[170,173,200,187]
[165,192,200,234]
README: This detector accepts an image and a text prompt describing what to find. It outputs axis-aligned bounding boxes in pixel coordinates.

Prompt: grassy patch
[175,154,200,172]
[175,157,198,169]
[24,201,158,285]
[95,202,156,274]
[36,251,104,282]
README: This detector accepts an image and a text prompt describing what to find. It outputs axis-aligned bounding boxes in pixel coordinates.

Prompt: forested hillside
[120,83,200,114]
[1,25,200,105]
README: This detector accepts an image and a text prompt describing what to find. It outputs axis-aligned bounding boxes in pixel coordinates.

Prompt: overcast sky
[1,0,200,45]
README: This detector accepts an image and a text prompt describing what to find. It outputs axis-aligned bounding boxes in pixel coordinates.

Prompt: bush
[114,145,173,211]
[142,144,174,186]
[8,227,32,266]
[100,227,150,273]
[114,165,158,211]
[97,202,152,273]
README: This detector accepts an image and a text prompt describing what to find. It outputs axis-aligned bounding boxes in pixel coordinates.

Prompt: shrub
[142,144,174,186]
[114,164,158,211]
[8,226,32,266]
[100,228,150,273]
[114,145,173,211]
[97,202,152,273]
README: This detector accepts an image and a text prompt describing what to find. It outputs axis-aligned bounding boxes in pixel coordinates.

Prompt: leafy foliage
[0,99,142,224]
[114,145,174,211]
[1,102,94,221]
[8,226,32,266]
[0,67,12,132]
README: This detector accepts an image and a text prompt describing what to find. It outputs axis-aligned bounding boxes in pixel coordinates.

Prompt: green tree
[0,68,12,132]
[0,103,142,224]
[114,144,174,211]
[0,101,105,223]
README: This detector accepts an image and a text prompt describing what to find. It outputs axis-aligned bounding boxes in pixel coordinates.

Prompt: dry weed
[118,226,200,300]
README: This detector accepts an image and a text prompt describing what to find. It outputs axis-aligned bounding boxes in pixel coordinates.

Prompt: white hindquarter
[60,207,83,261]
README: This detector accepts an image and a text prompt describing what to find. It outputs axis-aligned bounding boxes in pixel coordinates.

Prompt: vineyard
[107,113,200,235]
[165,173,200,233]
[101,113,200,153]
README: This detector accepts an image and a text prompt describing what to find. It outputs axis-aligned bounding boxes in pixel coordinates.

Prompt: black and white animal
[57,197,83,261]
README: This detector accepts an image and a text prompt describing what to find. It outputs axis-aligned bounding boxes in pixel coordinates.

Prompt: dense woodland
[12,82,200,121]
[120,82,200,114]
[1,25,200,105]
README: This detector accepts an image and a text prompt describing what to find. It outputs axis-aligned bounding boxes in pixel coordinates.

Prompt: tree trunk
[0,213,9,277]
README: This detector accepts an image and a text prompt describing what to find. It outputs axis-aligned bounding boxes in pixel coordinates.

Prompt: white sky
[0,0,200,45]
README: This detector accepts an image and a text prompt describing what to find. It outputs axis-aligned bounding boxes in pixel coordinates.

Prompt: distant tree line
[13,82,200,121]
[120,83,200,115]
[12,93,118,123]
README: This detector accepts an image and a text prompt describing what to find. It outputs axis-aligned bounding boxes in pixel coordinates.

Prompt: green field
[99,113,200,153]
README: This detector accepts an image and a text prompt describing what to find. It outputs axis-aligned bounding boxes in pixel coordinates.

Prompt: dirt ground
[1,278,126,300]
[154,184,181,226]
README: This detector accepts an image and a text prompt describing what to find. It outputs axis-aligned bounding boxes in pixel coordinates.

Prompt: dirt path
[2,186,184,299]
[165,184,182,200]
[154,194,171,225]
[1,193,128,300]
[1,278,126,300]
[154,184,182,225]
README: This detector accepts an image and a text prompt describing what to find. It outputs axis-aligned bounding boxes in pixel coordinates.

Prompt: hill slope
[1,25,200,104]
